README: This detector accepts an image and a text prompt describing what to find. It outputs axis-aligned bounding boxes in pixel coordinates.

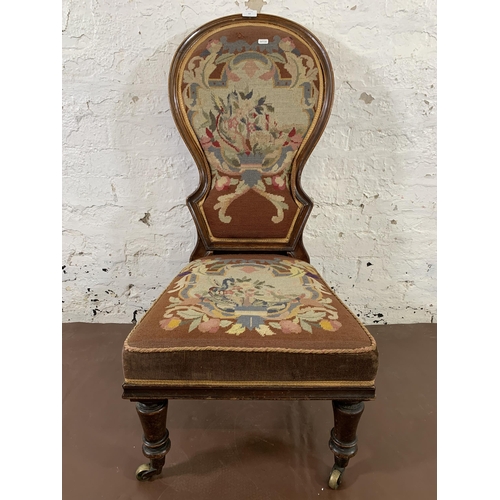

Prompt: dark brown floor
[62,323,436,500]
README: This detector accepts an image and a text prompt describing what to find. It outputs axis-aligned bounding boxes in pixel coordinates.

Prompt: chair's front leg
[134,400,171,481]
[328,401,365,489]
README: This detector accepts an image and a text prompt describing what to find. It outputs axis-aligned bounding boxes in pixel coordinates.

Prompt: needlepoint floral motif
[160,257,342,337]
[181,33,320,227]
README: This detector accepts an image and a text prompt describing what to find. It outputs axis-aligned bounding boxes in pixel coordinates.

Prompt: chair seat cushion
[123,255,378,386]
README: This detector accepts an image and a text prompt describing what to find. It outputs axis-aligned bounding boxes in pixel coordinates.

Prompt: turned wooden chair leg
[134,400,171,481]
[328,401,365,489]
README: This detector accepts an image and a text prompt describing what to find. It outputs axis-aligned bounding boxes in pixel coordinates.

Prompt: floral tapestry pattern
[160,257,342,337]
[182,35,320,224]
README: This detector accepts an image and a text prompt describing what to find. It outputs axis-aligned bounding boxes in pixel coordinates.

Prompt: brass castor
[135,463,159,481]
[328,467,344,490]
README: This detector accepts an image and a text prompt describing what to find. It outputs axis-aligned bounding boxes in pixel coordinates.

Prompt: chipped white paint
[62,0,437,325]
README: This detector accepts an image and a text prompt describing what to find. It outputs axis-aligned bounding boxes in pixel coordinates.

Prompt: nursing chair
[122,13,378,490]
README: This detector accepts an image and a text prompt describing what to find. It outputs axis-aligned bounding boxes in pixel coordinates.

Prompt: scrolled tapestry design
[159,257,342,337]
[182,34,320,225]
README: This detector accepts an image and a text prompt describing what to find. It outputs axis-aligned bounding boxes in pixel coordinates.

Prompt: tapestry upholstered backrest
[169,14,334,261]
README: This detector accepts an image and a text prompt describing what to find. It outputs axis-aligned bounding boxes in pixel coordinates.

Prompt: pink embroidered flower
[279,37,295,52]
[331,320,342,330]
[160,316,181,330]
[227,69,240,82]
[280,320,302,334]
[240,266,257,273]
[215,176,231,191]
[200,128,220,150]
[283,127,303,150]
[227,117,239,129]
[259,67,275,81]
[289,131,303,150]
[198,318,220,333]
[206,39,222,53]
[200,135,212,150]
[272,176,286,190]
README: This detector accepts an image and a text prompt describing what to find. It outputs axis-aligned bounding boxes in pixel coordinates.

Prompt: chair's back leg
[328,401,365,489]
[134,400,171,481]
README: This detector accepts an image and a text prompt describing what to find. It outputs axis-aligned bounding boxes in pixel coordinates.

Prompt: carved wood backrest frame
[169,14,334,262]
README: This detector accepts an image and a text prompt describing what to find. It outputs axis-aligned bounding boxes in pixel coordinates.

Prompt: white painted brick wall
[62,0,437,325]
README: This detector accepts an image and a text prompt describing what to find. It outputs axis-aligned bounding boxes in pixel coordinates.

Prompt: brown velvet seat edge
[123,351,377,386]
[122,255,378,386]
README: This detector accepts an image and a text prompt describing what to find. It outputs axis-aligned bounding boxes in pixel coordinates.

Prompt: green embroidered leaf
[220,320,232,327]
[236,277,251,282]
[262,157,276,168]
[214,95,225,110]
[268,322,281,329]
[264,177,272,185]
[267,53,286,64]
[215,53,233,64]
[188,318,202,332]
[299,310,326,322]
[209,111,216,131]
[178,309,204,320]
[300,320,313,333]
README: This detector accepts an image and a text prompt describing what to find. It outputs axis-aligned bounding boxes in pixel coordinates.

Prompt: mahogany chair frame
[122,13,376,490]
